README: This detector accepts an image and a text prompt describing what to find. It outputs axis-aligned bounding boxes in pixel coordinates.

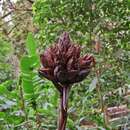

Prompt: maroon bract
[39,32,95,130]
[39,32,95,85]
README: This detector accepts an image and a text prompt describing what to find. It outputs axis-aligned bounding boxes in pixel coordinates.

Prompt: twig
[0,12,30,27]
[27,0,34,4]
[7,23,20,35]
[0,11,13,19]
[18,76,28,121]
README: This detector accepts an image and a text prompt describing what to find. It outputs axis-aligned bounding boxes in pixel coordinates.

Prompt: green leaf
[0,80,12,95]
[26,33,37,56]
[6,114,23,125]
[128,3,130,10]
[22,79,34,94]
[37,108,55,117]
[67,118,75,129]
[0,112,6,121]
[0,85,8,95]
[20,55,39,72]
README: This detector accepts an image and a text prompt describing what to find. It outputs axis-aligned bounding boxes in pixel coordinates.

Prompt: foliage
[33,0,129,46]
[33,0,130,128]
[0,37,13,83]
[0,0,129,129]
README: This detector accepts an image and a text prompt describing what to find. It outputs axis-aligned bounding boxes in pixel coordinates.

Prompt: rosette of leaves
[39,32,95,130]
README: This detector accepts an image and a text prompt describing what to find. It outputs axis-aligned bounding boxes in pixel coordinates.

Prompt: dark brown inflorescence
[39,32,95,130]
[39,32,95,87]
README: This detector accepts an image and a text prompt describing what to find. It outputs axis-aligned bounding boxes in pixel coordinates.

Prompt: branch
[0,13,27,27]
[7,0,33,12]
[27,0,34,4]
[7,23,20,35]
[7,0,14,7]
[0,11,13,19]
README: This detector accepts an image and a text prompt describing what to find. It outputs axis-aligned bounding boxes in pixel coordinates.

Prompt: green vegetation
[0,0,130,129]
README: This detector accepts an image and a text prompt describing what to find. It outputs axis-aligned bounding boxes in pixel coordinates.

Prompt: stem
[58,86,70,130]
[18,76,28,121]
